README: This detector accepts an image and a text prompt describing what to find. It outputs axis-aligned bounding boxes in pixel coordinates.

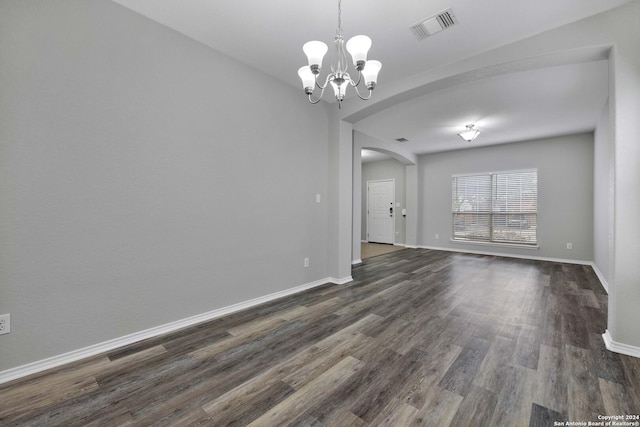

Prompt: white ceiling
[113,0,630,157]
[356,60,609,154]
[361,149,392,164]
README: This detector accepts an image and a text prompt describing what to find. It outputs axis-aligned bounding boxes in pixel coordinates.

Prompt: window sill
[450,239,539,250]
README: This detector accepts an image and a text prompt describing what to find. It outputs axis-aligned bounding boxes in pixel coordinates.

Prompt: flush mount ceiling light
[297,0,382,109]
[458,124,480,142]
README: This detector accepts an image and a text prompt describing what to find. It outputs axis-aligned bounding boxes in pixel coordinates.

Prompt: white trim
[329,276,353,285]
[417,245,593,266]
[352,259,363,265]
[603,330,640,359]
[452,168,538,178]
[590,262,610,294]
[0,277,337,385]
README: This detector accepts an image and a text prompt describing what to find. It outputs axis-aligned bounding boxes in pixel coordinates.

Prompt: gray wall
[0,0,329,371]
[361,159,407,244]
[418,134,594,261]
[593,100,612,286]
[327,112,353,280]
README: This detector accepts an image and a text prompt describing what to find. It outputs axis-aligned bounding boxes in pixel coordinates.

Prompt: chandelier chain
[337,0,342,35]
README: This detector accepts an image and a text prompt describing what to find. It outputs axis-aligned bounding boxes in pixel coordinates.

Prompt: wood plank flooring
[360,242,406,260]
[1,249,639,426]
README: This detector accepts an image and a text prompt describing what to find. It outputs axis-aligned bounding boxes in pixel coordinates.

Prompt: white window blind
[452,170,537,245]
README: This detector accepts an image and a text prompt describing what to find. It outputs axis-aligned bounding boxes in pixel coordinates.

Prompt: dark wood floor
[1,249,639,426]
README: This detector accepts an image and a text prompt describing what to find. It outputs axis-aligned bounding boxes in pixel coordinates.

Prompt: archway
[352,132,417,264]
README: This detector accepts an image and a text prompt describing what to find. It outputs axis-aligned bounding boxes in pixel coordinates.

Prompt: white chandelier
[458,124,481,142]
[297,0,382,108]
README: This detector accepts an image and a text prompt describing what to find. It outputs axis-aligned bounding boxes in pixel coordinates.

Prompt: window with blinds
[452,169,537,245]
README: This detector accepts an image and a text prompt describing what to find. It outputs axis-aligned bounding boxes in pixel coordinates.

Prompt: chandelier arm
[352,85,373,101]
[315,73,334,91]
[346,71,362,87]
[308,77,332,104]
[307,93,324,104]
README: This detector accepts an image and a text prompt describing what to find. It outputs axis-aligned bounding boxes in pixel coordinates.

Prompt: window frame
[451,169,538,247]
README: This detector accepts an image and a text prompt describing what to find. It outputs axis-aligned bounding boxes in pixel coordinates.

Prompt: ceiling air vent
[410,8,458,41]
[395,137,409,143]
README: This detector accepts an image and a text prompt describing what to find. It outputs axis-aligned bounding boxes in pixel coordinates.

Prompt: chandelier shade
[297,66,316,93]
[302,41,328,70]
[330,79,348,100]
[345,35,371,68]
[362,60,382,88]
[298,0,381,108]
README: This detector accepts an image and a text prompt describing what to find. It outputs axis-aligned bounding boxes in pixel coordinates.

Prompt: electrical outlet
[435,234,439,240]
[304,257,310,268]
[0,313,10,335]
[566,243,573,250]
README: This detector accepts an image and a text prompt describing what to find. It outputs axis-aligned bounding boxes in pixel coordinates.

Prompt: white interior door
[367,180,395,244]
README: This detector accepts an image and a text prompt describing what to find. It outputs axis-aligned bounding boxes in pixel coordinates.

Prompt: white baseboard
[417,245,593,266]
[590,262,610,294]
[0,276,339,385]
[329,276,353,285]
[603,330,640,359]
[352,259,362,265]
